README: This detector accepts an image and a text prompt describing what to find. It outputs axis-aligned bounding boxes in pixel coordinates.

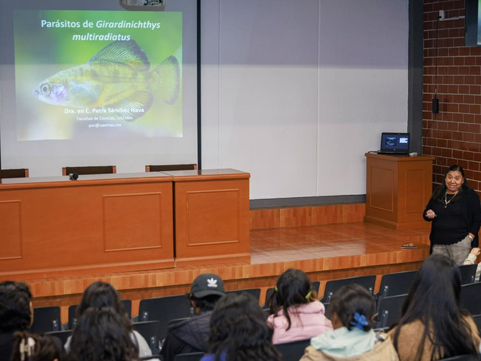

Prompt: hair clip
[27,337,35,356]
[305,291,312,300]
[274,287,278,292]
[19,337,36,361]
[350,312,369,330]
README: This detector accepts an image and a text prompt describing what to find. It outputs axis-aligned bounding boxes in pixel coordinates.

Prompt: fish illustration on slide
[33,40,180,121]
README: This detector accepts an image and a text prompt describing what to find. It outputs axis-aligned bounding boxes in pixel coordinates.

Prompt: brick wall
[423,0,481,190]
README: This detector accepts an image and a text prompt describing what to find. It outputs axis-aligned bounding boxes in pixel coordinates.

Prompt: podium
[364,153,435,230]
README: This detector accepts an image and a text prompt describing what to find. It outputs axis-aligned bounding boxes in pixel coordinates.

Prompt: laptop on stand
[377,133,410,155]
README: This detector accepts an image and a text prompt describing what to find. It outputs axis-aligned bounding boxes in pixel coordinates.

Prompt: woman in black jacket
[424,164,481,264]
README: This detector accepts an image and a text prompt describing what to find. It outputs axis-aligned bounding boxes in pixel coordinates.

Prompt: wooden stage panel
[0,200,22,260]
[186,188,240,246]
[168,169,251,265]
[103,192,164,252]
[0,174,174,276]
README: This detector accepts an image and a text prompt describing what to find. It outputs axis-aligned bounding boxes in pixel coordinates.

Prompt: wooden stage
[23,221,430,324]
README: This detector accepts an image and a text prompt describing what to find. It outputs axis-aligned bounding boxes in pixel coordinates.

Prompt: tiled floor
[250,222,430,264]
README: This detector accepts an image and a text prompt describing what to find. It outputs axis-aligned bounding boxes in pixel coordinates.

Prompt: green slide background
[14,9,182,140]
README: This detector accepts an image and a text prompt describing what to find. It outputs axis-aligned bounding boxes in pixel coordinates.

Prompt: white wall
[201,0,409,200]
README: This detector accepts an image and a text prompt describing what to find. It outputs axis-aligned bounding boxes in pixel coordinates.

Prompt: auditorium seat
[31,306,61,332]
[274,338,310,361]
[458,264,478,284]
[375,294,407,329]
[132,321,161,355]
[375,270,417,304]
[0,168,29,179]
[321,275,376,307]
[62,165,116,176]
[460,283,481,315]
[145,164,198,172]
[138,295,192,341]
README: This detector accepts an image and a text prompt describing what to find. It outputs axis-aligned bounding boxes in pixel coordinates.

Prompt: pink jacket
[267,301,333,344]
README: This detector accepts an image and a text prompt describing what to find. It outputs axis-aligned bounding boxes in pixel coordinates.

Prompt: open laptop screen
[380,133,410,154]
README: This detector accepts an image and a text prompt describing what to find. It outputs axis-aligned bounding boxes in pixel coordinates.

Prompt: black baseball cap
[190,273,225,298]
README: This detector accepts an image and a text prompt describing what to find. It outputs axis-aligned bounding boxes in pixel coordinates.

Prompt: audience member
[64,281,152,358]
[161,273,225,361]
[68,307,138,361]
[201,293,281,361]
[267,269,332,344]
[301,284,398,361]
[464,247,481,282]
[389,254,480,361]
[0,281,33,361]
[11,331,64,361]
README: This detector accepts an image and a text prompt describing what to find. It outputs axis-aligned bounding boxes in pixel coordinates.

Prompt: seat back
[0,168,29,179]
[375,294,407,329]
[46,330,73,347]
[146,164,198,172]
[31,306,61,332]
[62,165,116,176]
[174,352,204,361]
[274,339,310,361]
[68,299,132,330]
[226,288,261,302]
[376,270,417,300]
[138,295,192,341]
[321,275,376,305]
[459,264,478,285]
[460,283,481,315]
[132,320,161,356]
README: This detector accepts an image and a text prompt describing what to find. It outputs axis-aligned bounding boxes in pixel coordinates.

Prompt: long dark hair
[11,331,63,361]
[268,269,317,330]
[77,281,127,319]
[68,307,138,361]
[392,254,478,360]
[208,293,281,361]
[431,165,471,203]
[328,284,375,332]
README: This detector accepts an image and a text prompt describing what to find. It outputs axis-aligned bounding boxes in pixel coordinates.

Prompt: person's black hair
[76,281,126,319]
[68,307,138,361]
[207,293,281,361]
[431,165,472,203]
[0,281,32,333]
[268,269,317,330]
[327,283,375,332]
[11,331,64,361]
[190,294,222,312]
[392,254,478,360]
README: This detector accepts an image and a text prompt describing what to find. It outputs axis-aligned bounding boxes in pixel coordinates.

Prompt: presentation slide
[15,10,182,140]
[0,0,198,176]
